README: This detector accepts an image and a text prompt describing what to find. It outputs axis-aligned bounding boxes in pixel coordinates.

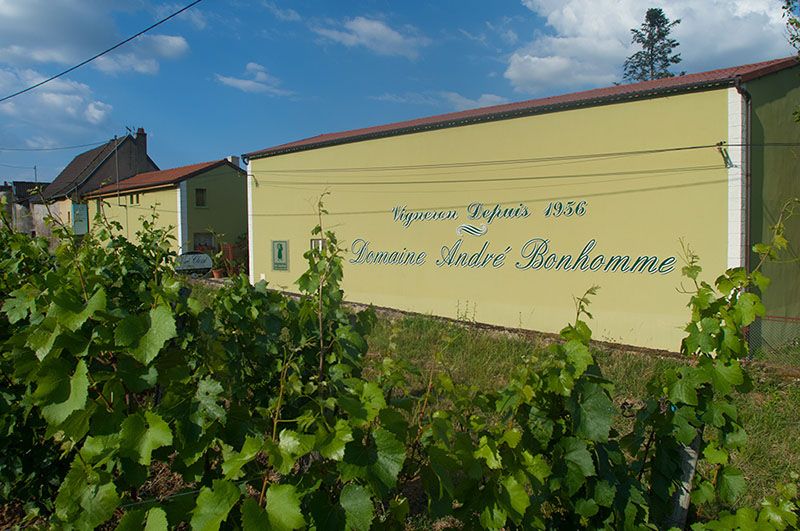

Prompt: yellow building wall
[89,188,180,252]
[185,165,247,248]
[249,89,731,351]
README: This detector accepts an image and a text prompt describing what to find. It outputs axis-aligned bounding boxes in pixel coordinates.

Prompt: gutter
[85,183,177,200]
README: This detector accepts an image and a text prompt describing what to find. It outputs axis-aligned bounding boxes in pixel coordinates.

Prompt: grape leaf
[318,419,353,461]
[500,474,530,521]
[474,435,503,469]
[119,411,173,466]
[190,479,241,531]
[560,437,595,495]
[340,484,373,531]
[50,287,106,332]
[572,381,614,442]
[130,305,176,365]
[75,481,119,530]
[223,435,264,479]
[241,498,267,530]
[718,466,746,504]
[266,484,305,531]
[41,359,88,427]
[371,428,406,489]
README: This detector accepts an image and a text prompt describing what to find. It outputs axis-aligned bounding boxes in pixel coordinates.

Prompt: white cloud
[0,67,113,129]
[459,29,489,47]
[439,92,510,111]
[0,0,118,65]
[263,1,301,22]
[372,91,509,111]
[486,19,520,46]
[0,1,191,76]
[25,136,62,149]
[85,101,113,124]
[507,0,793,95]
[93,34,189,75]
[156,3,207,30]
[313,17,430,59]
[371,92,441,105]
[215,63,292,96]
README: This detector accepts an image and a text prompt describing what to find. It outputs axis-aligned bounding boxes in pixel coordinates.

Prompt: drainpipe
[734,76,752,273]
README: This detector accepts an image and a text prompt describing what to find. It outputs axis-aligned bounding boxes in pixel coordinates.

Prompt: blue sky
[0,0,792,183]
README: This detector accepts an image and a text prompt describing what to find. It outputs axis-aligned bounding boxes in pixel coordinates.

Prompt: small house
[85,158,247,255]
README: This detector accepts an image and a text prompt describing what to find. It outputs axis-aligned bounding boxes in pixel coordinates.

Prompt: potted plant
[206,229,227,279]
[211,248,227,279]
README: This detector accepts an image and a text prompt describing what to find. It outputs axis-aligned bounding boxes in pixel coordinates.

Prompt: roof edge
[244,79,737,161]
[85,159,244,198]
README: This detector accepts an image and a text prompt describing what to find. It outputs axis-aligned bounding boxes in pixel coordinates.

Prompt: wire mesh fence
[747,315,800,367]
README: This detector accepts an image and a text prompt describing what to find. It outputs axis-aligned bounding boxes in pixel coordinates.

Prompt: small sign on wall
[272,240,289,271]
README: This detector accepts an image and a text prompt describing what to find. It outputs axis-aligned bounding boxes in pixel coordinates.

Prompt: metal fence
[747,315,800,367]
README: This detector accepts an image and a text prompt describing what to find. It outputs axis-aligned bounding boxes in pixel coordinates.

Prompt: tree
[623,8,682,82]
[785,0,800,53]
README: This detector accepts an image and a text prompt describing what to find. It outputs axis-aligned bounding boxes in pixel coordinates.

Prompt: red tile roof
[244,56,799,161]
[87,159,242,197]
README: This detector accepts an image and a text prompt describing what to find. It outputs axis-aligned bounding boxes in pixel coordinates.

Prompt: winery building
[242,57,800,352]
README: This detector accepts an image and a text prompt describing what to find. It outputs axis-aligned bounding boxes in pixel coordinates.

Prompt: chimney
[226,155,240,168]
[134,127,148,171]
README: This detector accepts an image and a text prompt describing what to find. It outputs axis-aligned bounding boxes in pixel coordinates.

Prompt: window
[193,232,214,251]
[129,193,140,205]
[310,238,326,252]
[195,188,207,207]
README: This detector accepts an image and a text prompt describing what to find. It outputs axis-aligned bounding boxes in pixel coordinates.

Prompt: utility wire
[0,0,204,103]
[0,162,35,169]
[251,164,723,187]
[250,144,717,174]
[0,141,107,152]
[247,142,797,175]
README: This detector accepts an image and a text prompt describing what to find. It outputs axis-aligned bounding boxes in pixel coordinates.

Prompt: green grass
[365,312,800,512]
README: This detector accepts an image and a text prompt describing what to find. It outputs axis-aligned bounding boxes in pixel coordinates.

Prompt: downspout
[244,154,255,285]
[734,76,752,273]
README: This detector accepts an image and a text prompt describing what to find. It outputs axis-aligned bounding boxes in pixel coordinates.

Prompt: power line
[0,162,34,170]
[251,164,723,187]
[0,0,204,103]
[0,141,108,152]
[247,142,800,176]
[250,144,717,174]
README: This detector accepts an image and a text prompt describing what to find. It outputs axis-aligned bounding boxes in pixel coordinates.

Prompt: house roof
[243,56,799,161]
[11,181,40,203]
[41,138,124,199]
[41,134,157,200]
[86,159,243,197]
